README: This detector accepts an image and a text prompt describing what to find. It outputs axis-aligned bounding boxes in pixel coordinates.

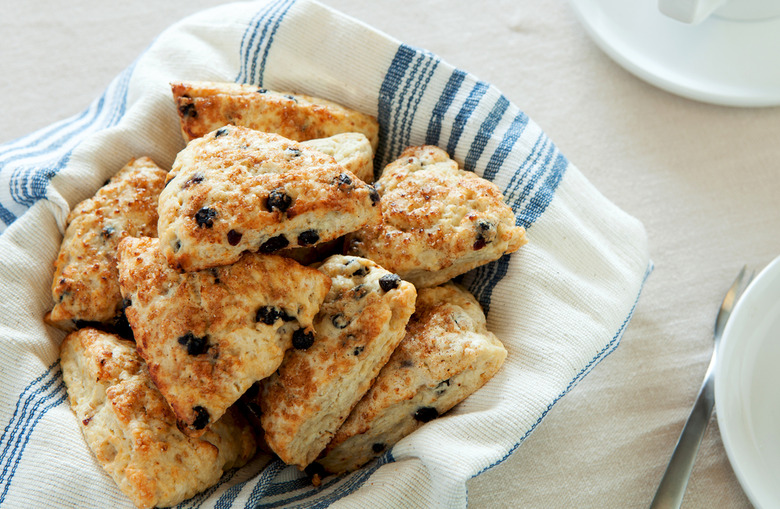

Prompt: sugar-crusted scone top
[116,236,331,436]
[259,255,416,468]
[60,328,256,509]
[345,145,527,288]
[47,157,167,330]
[171,81,379,151]
[157,126,380,272]
[319,282,507,474]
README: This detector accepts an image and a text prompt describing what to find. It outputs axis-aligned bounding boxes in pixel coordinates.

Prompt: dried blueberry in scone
[115,236,331,437]
[345,145,527,288]
[256,255,416,469]
[318,282,507,474]
[270,131,377,266]
[46,157,167,332]
[170,81,379,151]
[60,327,256,509]
[157,126,381,272]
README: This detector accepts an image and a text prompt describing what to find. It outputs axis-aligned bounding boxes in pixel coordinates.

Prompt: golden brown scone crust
[116,236,331,436]
[345,146,527,288]
[157,126,381,272]
[318,283,507,474]
[46,157,167,331]
[171,81,379,151]
[300,132,375,183]
[258,255,416,469]
[60,328,256,509]
[264,132,374,266]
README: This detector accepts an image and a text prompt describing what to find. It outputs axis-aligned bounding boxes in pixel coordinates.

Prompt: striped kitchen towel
[0,1,651,508]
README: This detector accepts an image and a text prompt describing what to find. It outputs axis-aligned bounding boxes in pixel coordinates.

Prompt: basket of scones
[48,82,526,508]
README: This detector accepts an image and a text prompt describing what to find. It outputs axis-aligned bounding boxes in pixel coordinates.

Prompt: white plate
[716,256,780,508]
[568,0,780,107]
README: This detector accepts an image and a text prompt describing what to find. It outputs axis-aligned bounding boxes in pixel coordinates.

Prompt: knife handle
[649,374,715,509]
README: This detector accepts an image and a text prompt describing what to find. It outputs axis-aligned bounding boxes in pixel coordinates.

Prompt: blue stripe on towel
[446,80,489,156]
[237,0,291,85]
[482,111,530,182]
[0,204,16,226]
[213,458,275,509]
[0,61,135,231]
[387,51,439,163]
[463,95,510,172]
[425,69,466,147]
[263,475,310,498]
[402,55,439,148]
[386,51,424,161]
[468,134,568,311]
[214,473,249,509]
[296,457,390,509]
[518,151,568,227]
[243,459,288,508]
[0,106,93,158]
[246,463,323,507]
[498,132,547,210]
[467,254,512,315]
[0,362,67,503]
[0,362,61,465]
[214,484,242,509]
[504,137,555,217]
[251,456,389,509]
[375,45,416,168]
[470,262,654,480]
[0,95,104,168]
[254,0,296,86]
[466,134,546,303]
[0,92,106,223]
[179,469,241,509]
[375,45,442,171]
[372,43,571,323]
[236,2,278,84]
[9,156,70,208]
[0,386,67,504]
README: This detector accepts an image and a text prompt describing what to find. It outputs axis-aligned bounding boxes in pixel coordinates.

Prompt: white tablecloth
[4,1,778,507]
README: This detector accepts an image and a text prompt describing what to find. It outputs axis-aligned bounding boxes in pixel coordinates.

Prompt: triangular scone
[116,236,331,436]
[317,283,507,474]
[300,132,375,183]
[46,157,167,332]
[345,145,527,288]
[277,129,378,267]
[276,130,377,267]
[257,255,416,468]
[171,81,379,151]
[157,126,381,272]
[60,328,256,509]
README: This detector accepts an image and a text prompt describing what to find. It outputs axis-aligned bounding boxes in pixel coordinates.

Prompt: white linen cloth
[0,1,650,507]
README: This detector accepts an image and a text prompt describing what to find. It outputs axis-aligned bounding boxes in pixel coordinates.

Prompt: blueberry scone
[45,157,167,332]
[157,126,381,272]
[60,327,256,509]
[317,282,507,474]
[345,145,527,288]
[171,81,379,151]
[258,255,416,469]
[116,236,331,436]
[300,132,375,183]
[273,132,375,265]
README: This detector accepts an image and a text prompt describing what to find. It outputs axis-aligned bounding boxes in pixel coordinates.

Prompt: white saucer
[716,256,780,508]
[568,0,780,107]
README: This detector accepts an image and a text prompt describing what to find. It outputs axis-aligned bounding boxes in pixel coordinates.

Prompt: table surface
[4,1,778,507]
